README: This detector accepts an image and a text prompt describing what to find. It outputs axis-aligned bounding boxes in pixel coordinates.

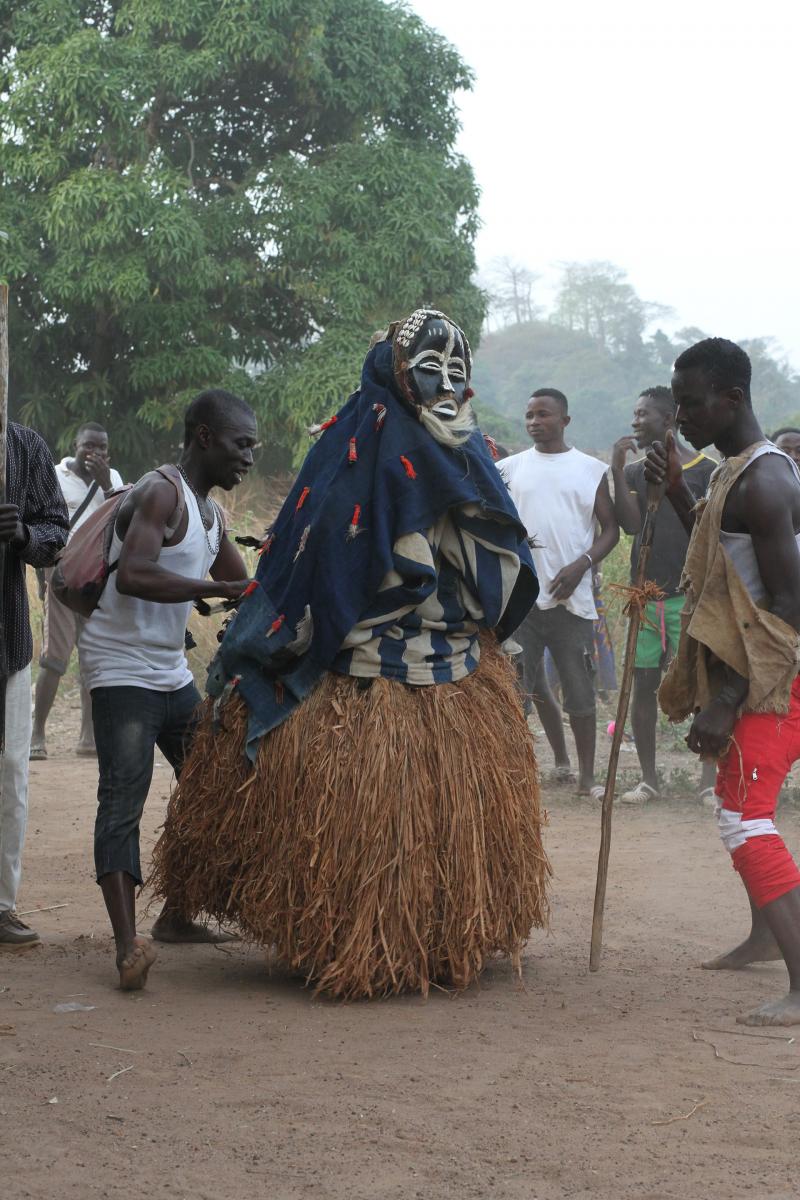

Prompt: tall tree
[483,258,540,329]
[552,261,672,357]
[0,0,483,472]
[473,314,800,453]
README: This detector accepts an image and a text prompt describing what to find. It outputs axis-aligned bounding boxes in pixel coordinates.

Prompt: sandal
[578,784,606,802]
[620,781,659,805]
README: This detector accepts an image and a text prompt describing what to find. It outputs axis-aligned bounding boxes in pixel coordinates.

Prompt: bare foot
[118,935,157,991]
[737,992,800,1026]
[702,935,782,970]
[150,917,238,945]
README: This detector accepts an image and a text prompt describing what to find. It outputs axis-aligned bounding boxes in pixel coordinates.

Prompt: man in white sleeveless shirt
[646,338,800,1027]
[79,390,256,990]
[498,389,619,798]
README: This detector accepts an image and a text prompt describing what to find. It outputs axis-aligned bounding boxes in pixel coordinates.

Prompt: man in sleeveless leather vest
[646,338,800,1027]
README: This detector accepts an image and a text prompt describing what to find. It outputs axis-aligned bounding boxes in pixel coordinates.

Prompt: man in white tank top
[78,389,256,991]
[498,389,619,798]
[646,338,800,1027]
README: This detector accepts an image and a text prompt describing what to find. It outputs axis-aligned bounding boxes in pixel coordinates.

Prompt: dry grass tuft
[150,635,550,1000]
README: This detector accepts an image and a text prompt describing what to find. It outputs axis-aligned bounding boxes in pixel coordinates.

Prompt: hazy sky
[409,0,800,368]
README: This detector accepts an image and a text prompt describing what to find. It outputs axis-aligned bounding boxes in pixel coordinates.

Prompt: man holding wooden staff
[0,423,68,949]
[646,337,800,1026]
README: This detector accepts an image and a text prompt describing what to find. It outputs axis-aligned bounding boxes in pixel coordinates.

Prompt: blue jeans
[92,682,201,885]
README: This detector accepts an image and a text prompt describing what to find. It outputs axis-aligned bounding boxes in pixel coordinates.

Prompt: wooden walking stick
[589,477,665,971]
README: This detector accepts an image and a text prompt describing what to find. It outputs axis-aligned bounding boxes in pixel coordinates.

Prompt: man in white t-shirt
[498,389,619,798]
[30,423,124,761]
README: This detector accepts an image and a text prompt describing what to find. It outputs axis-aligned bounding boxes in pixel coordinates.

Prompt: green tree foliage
[473,320,640,452]
[0,0,484,473]
[475,264,800,453]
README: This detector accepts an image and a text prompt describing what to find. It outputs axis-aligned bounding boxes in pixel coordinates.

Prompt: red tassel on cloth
[346,504,363,541]
[348,437,358,464]
[241,581,258,598]
[267,613,286,638]
[308,415,338,436]
[400,456,417,480]
[258,531,275,557]
[296,486,310,511]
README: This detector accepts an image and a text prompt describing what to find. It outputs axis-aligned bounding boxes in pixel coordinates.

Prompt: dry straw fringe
[608,579,666,625]
[150,635,549,1000]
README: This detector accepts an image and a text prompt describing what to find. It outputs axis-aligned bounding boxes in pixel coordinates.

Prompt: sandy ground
[4,691,800,1200]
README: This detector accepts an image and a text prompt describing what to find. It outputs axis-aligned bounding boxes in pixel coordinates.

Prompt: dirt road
[3,697,799,1199]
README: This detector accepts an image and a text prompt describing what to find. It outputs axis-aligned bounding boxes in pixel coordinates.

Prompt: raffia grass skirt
[150,636,549,999]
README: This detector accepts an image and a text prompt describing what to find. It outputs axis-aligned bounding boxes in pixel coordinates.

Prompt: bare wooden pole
[0,282,9,752]
[0,284,7,501]
[589,481,664,971]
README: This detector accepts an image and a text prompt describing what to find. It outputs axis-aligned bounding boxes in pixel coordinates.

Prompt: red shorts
[715,676,800,908]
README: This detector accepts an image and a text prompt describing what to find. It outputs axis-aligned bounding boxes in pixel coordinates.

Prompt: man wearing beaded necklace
[78,389,257,991]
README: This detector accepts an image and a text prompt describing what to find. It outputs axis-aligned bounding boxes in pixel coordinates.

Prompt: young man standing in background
[30,422,123,760]
[611,387,716,804]
[499,388,619,798]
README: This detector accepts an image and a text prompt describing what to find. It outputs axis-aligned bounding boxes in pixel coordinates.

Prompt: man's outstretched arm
[210,533,249,583]
[116,479,248,603]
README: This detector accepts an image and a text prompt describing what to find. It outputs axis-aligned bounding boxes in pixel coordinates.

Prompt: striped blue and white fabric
[334,503,526,685]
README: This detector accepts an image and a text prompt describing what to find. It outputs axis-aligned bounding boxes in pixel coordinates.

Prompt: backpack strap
[69,480,99,529]
[154,464,187,539]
